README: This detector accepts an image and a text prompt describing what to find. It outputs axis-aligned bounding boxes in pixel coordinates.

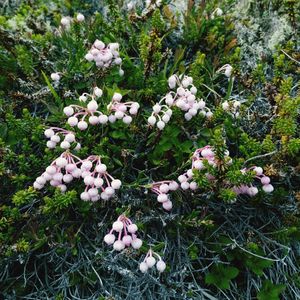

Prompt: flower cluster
[188,146,274,196]
[60,13,85,28]
[148,74,212,130]
[80,155,121,201]
[33,152,122,200]
[64,90,139,129]
[44,127,80,150]
[104,215,143,251]
[33,151,82,192]
[149,180,179,211]
[85,40,123,75]
[221,100,241,117]
[139,249,166,273]
[149,145,274,209]
[191,145,229,171]
[106,92,140,124]
[233,166,274,196]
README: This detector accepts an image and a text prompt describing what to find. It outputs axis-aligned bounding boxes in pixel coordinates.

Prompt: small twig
[243,150,277,165]
[230,238,289,264]
[281,49,300,65]
[201,83,222,97]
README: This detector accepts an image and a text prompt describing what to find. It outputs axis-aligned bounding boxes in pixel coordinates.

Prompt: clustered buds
[221,100,241,117]
[149,181,179,211]
[60,16,72,27]
[104,215,142,251]
[233,166,274,196]
[33,152,122,200]
[106,92,140,124]
[44,127,80,150]
[60,13,85,27]
[80,155,121,201]
[33,151,82,192]
[85,40,123,75]
[191,145,230,171]
[148,74,212,130]
[64,89,139,129]
[139,249,166,273]
[190,146,274,196]
[149,145,274,209]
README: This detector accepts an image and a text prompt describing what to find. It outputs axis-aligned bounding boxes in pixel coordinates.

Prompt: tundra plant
[33,24,276,274]
[64,89,140,129]
[104,215,143,251]
[139,249,166,273]
[148,74,212,130]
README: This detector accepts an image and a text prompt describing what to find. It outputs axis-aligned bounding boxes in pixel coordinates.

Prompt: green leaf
[245,255,273,276]
[41,70,61,105]
[110,130,127,139]
[205,264,239,290]
[257,280,286,300]
[180,140,193,153]
[0,123,7,139]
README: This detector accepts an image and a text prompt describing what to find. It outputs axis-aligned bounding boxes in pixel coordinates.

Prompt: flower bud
[162,200,173,211]
[131,238,142,249]
[122,235,133,246]
[157,121,165,130]
[56,157,68,167]
[51,72,60,81]
[76,13,85,22]
[148,116,156,126]
[111,179,122,189]
[87,100,98,111]
[139,262,148,273]
[156,260,166,272]
[153,104,161,114]
[113,240,125,251]
[157,194,168,203]
[64,133,75,143]
[80,192,90,201]
[146,257,156,268]
[94,87,103,97]
[112,221,123,232]
[127,224,138,233]
[44,129,55,138]
[104,234,115,245]
[89,115,99,125]
[47,141,56,149]
[59,141,70,149]
[98,114,108,124]
[262,184,274,193]
[112,93,122,101]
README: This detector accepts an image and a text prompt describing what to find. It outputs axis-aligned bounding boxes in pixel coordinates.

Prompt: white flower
[156,260,166,272]
[112,221,123,232]
[50,73,60,81]
[157,120,165,130]
[76,13,85,22]
[148,116,156,126]
[146,257,156,268]
[139,262,148,273]
[113,240,125,251]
